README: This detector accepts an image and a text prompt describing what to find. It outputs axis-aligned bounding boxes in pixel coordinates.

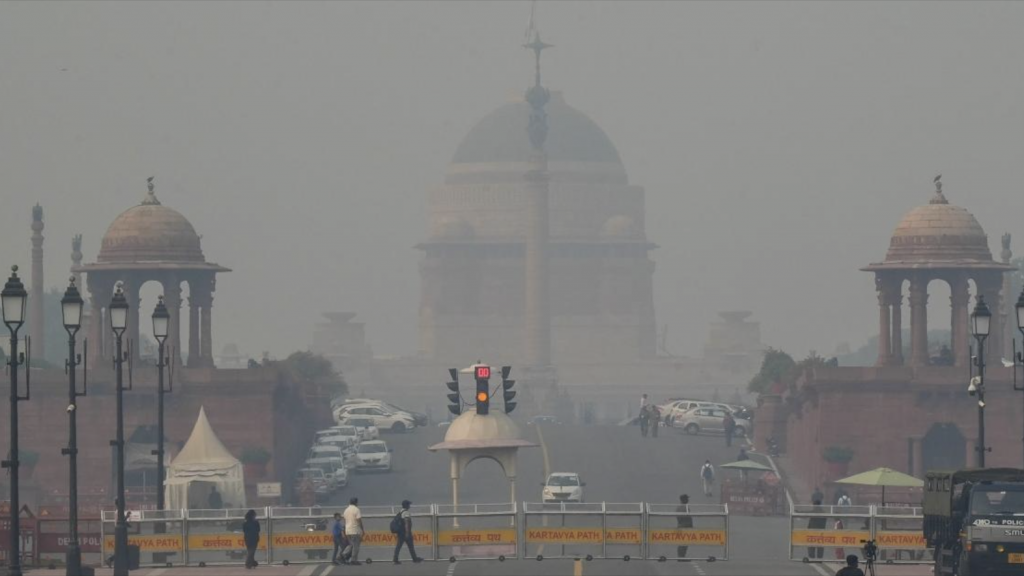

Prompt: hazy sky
[1,1,1023,362]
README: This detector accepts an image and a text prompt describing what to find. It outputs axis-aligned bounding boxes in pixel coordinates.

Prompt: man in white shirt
[342,497,364,565]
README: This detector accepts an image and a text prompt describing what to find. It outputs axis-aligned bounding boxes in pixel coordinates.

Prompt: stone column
[910,437,923,478]
[122,276,141,362]
[187,281,200,367]
[163,278,183,365]
[986,276,1004,365]
[30,204,44,360]
[909,274,930,367]
[876,278,892,366]
[891,287,904,366]
[950,275,970,367]
[524,155,551,370]
[200,297,214,367]
[86,275,108,368]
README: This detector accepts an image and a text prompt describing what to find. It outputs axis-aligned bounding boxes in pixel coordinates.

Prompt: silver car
[673,407,751,437]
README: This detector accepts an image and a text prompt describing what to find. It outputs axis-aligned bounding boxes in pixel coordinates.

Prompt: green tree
[748,348,796,394]
[274,351,348,397]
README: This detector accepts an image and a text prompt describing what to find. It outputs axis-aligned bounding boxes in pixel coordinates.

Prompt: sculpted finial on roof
[930,174,948,205]
[142,175,161,206]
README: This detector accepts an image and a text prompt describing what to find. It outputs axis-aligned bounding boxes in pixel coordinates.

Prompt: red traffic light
[475,365,491,379]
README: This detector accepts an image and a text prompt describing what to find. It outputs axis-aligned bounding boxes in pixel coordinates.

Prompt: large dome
[451,92,622,165]
[98,190,205,263]
[884,188,992,263]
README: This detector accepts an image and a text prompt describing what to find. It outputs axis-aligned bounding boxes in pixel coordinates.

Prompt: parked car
[295,468,330,496]
[344,418,380,441]
[354,440,393,472]
[335,405,416,433]
[542,472,585,503]
[661,400,740,423]
[305,457,348,490]
[325,426,361,446]
[337,399,428,426]
[308,444,346,463]
[672,407,752,437]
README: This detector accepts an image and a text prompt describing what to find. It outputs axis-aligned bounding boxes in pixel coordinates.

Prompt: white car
[343,418,381,441]
[305,457,348,490]
[336,399,429,427]
[295,468,330,496]
[354,440,392,472]
[308,444,345,464]
[542,472,585,503]
[662,400,740,423]
[335,405,416,433]
[325,426,361,446]
[673,407,752,437]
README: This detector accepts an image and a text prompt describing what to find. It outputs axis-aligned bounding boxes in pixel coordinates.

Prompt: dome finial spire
[523,4,553,151]
[142,175,161,206]
[930,174,948,205]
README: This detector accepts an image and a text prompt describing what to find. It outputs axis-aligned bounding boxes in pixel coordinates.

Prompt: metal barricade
[872,506,931,564]
[347,504,434,564]
[523,502,642,560]
[790,504,872,562]
[101,509,185,568]
[267,506,343,565]
[37,517,103,567]
[646,503,728,561]
[435,503,517,561]
[183,508,267,567]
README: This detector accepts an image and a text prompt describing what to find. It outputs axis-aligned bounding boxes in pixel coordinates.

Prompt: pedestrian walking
[737,447,749,461]
[723,412,736,447]
[700,460,715,497]
[639,405,649,438]
[837,492,852,507]
[242,509,261,569]
[807,498,826,561]
[343,497,364,565]
[812,486,824,504]
[675,494,693,561]
[331,512,349,565]
[208,486,223,509]
[650,405,661,438]
[640,393,649,410]
[392,499,423,564]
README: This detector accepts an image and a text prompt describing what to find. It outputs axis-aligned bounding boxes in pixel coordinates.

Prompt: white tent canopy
[165,406,246,510]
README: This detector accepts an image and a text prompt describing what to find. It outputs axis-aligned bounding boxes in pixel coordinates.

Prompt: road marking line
[446,559,458,576]
[693,563,707,575]
[809,562,831,576]
[574,558,583,576]
[296,564,319,576]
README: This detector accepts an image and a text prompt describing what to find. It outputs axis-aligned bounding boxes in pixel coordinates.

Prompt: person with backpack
[392,499,423,564]
[700,460,715,497]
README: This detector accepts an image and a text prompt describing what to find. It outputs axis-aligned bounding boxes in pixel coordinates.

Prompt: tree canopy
[273,351,348,396]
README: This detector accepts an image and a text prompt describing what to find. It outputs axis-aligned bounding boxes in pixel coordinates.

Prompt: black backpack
[389,511,404,534]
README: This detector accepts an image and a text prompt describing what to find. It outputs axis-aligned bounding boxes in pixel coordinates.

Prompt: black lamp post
[151,296,170,511]
[60,277,85,576]
[1,266,28,576]
[1012,288,1024,468]
[971,295,992,468]
[109,284,130,576]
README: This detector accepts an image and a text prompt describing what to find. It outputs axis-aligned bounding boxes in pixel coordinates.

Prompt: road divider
[789,504,931,564]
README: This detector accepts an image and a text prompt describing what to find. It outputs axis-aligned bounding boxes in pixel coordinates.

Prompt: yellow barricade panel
[357,530,434,547]
[438,529,517,546]
[876,531,926,549]
[187,534,268,551]
[271,533,333,549]
[102,534,183,554]
[648,529,727,546]
[791,530,871,547]
[605,528,642,545]
[525,527,604,544]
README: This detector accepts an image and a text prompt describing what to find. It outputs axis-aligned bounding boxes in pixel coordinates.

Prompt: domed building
[862,178,1012,368]
[417,92,656,367]
[77,183,230,367]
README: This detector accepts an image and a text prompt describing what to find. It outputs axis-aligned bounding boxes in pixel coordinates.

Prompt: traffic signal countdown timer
[475,365,491,415]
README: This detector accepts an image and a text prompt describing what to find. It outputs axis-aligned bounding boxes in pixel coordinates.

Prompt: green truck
[925,468,1024,575]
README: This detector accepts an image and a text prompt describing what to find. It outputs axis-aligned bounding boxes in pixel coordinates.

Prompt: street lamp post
[60,277,85,576]
[1012,288,1024,468]
[1,266,28,576]
[151,296,170,511]
[109,284,130,576]
[971,295,992,468]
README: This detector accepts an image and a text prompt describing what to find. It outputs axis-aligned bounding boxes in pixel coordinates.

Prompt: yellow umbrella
[835,467,923,505]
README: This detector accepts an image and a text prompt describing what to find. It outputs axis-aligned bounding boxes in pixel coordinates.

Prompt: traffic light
[446,368,460,416]
[475,364,491,415]
[501,365,516,414]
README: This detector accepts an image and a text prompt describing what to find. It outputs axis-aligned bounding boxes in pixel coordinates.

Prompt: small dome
[98,190,204,263]
[601,215,637,239]
[885,187,992,263]
[443,411,523,444]
[451,92,622,165]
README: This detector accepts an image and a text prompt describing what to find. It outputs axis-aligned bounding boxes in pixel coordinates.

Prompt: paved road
[26,422,930,575]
